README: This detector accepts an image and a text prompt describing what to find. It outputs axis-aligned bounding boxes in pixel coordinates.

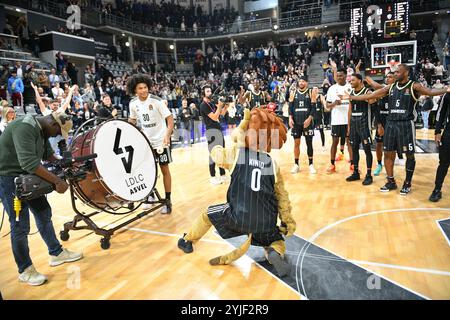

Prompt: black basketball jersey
[248,90,266,109]
[291,88,314,125]
[350,87,371,128]
[387,80,419,121]
[227,148,278,234]
[378,95,390,126]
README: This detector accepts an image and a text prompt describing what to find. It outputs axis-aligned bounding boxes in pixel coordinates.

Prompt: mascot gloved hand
[177,107,296,277]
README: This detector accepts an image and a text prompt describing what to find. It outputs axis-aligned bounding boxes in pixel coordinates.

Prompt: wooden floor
[1,128,449,300]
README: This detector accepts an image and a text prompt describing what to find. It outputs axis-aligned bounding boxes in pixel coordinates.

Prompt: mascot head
[233,108,286,153]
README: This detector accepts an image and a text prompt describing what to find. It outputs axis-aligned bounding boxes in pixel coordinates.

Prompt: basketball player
[347,64,450,195]
[238,78,271,109]
[178,108,295,277]
[325,68,353,173]
[128,74,174,213]
[346,74,377,185]
[364,73,399,176]
[430,92,450,202]
[288,76,318,174]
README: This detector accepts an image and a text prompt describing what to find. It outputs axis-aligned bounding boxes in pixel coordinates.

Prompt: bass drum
[70,119,157,212]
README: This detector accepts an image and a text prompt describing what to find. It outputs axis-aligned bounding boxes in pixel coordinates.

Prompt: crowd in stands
[1,21,449,143]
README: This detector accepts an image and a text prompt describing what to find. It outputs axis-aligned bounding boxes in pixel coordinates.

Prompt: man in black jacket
[430,93,450,202]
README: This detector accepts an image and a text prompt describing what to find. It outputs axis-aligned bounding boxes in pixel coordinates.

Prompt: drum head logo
[113,128,134,173]
[93,120,156,202]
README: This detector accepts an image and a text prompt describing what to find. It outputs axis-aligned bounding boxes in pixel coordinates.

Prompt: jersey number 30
[251,168,262,192]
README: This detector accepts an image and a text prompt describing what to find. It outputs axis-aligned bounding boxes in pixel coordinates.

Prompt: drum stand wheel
[100,237,111,250]
[60,184,166,250]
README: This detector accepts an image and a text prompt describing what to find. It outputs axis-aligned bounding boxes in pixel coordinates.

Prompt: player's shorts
[292,124,314,138]
[383,120,416,153]
[349,119,372,146]
[331,124,348,139]
[349,124,372,146]
[153,146,172,165]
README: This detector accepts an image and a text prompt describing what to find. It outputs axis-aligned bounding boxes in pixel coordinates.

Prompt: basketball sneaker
[142,194,157,210]
[309,164,317,174]
[400,182,412,195]
[374,164,383,176]
[161,200,172,214]
[326,164,336,173]
[362,175,373,186]
[346,172,360,182]
[429,189,442,202]
[177,234,193,253]
[290,164,300,174]
[380,180,398,192]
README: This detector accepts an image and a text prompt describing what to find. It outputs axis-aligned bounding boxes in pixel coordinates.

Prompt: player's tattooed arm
[346,85,389,102]
[413,82,450,97]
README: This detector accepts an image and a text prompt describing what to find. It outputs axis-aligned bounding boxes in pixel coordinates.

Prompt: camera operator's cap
[52,112,73,139]
[298,75,308,81]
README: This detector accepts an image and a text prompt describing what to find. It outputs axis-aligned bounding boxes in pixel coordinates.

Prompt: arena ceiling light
[16,8,21,12]
[273,24,279,30]
[125,41,130,47]
[169,44,174,50]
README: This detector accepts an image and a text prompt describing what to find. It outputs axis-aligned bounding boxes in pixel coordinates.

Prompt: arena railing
[99,13,273,39]
[4,0,450,41]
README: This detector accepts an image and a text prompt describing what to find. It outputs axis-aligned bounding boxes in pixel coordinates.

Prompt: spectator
[434,61,444,81]
[7,69,24,109]
[96,93,117,120]
[56,51,66,72]
[48,68,60,87]
[38,71,50,95]
[0,105,16,134]
[51,82,64,99]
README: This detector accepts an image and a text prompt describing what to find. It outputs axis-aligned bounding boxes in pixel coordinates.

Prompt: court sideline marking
[295,207,450,300]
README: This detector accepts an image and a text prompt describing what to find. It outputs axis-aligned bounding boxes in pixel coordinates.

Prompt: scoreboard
[350,1,410,38]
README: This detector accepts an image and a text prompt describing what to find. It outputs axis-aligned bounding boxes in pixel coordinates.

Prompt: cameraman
[0,112,83,286]
[199,85,229,185]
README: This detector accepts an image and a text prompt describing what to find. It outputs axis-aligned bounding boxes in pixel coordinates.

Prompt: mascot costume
[177,108,296,277]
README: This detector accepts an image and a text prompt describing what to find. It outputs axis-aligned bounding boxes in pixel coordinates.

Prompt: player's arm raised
[365,76,384,90]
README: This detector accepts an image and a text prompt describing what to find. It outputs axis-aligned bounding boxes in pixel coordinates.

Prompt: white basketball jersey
[129,95,171,148]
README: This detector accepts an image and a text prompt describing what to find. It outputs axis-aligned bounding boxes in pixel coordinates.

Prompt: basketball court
[1,129,448,300]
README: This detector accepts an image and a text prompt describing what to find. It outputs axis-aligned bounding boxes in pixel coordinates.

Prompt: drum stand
[59,184,166,250]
